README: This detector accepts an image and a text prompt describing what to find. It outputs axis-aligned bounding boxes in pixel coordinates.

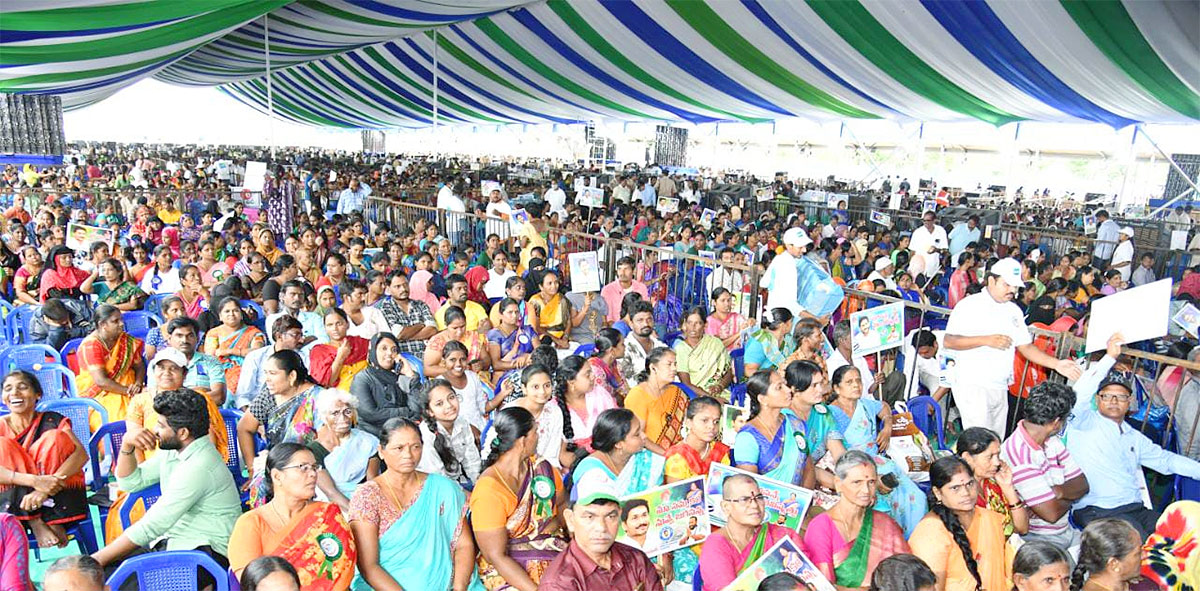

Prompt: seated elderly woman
[673,306,734,401]
[349,418,479,591]
[803,451,910,589]
[309,388,380,513]
[228,443,357,591]
[0,370,88,548]
[470,407,568,590]
[698,473,805,591]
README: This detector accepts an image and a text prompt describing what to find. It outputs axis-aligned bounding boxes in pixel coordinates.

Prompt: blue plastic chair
[401,352,424,380]
[60,337,84,373]
[106,548,229,591]
[1176,475,1200,502]
[26,362,77,400]
[122,310,160,335]
[573,343,596,357]
[119,483,163,530]
[38,398,107,485]
[220,409,248,488]
[27,512,99,560]
[144,293,172,319]
[0,343,62,371]
[730,383,747,407]
[88,421,127,493]
[904,395,946,450]
[238,299,267,332]
[730,347,745,382]
[671,381,697,399]
[4,305,39,344]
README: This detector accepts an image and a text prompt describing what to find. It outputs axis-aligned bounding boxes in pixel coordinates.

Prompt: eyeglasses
[1097,393,1132,403]
[726,494,767,505]
[278,463,320,475]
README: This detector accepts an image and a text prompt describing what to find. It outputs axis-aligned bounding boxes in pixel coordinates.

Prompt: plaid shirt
[374,297,435,354]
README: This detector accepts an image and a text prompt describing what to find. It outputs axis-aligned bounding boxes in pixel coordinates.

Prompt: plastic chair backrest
[400,352,424,380]
[144,293,172,320]
[220,408,246,485]
[38,398,107,484]
[1177,475,1200,502]
[0,343,62,371]
[105,548,229,591]
[904,395,946,450]
[238,300,266,331]
[60,337,84,373]
[27,362,76,400]
[88,421,127,492]
[573,343,596,357]
[119,483,163,530]
[122,311,161,335]
[671,381,697,400]
[730,347,745,382]
[5,305,39,344]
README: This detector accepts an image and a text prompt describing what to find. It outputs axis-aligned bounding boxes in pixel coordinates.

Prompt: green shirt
[117,435,241,554]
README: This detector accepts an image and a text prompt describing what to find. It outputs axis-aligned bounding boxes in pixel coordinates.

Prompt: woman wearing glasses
[228,442,358,591]
[698,473,805,591]
[309,389,380,513]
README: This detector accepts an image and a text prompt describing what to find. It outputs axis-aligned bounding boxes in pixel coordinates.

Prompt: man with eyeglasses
[1065,333,1200,539]
[234,315,309,410]
[698,474,806,591]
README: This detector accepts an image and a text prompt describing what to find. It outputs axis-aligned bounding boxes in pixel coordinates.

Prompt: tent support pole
[432,29,439,149]
[264,15,274,159]
[1141,124,1199,217]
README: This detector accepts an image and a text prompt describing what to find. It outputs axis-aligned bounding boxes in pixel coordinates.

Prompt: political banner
[720,404,749,447]
[723,537,835,591]
[616,477,708,558]
[922,199,938,214]
[755,186,775,202]
[850,302,904,356]
[576,186,604,208]
[657,196,680,214]
[67,222,115,251]
[481,180,502,196]
[567,251,602,293]
[509,208,530,234]
[700,208,717,228]
[869,210,893,228]
[705,464,814,532]
[1086,278,1171,353]
[1172,302,1200,338]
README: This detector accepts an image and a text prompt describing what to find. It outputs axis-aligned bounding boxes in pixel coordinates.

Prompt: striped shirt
[1001,422,1082,537]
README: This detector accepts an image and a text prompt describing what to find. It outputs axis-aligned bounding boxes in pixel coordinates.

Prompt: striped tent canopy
[3,0,1198,128]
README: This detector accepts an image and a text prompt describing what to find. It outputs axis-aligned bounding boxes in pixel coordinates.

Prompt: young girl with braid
[1069,519,1142,591]
[908,456,1012,591]
[482,365,573,470]
[551,355,615,452]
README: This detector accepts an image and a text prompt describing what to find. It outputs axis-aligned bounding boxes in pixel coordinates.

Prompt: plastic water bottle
[794,256,845,318]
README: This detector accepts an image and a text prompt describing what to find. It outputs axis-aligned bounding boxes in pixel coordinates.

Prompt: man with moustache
[537,490,663,591]
[375,271,438,354]
[620,300,665,388]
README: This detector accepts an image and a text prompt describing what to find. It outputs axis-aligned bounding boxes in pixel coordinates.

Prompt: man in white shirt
[1110,227,1135,282]
[947,216,981,269]
[336,178,369,215]
[705,248,747,297]
[944,258,1082,436]
[909,211,949,278]
[544,182,567,219]
[484,189,513,240]
[761,228,812,319]
[437,179,467,244]
[611,177,633,205]
[827,320,875,397]
[865,257,897,291]
[1092,209,1120,267]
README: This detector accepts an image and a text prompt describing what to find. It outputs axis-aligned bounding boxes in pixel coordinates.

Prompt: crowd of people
[1,144,1198,591]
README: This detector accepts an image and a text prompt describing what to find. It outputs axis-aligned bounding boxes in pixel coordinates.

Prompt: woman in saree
[0,371,87,549]
[553,355,615,451]
[89,258,146,311]
[706,288,750,352]
[743,308,796,376]
[955,427,1030,537]
[487,297,536,381]
[588,328,629,405]
[517,202,550,274]
[699,473,806,591]
[13,244,43,306]
[470,406,568,591]
[350,418,481,591]
[786,318,828,374]
[663,396,731,483]
[203,297,267,395]
[76,305,145,428]
[674,306,734,401]
[39,245,89,302]
[310,389,379,513]
[804,451,910,590]
[624,347,687,455]
[228,443,357,591]
[309,308,371,390]
[256,227,284,266]
[734,369,815,488]
[828,366,927,536]
[176,264,210,319]
[528,270,572,349]
[239,350,322,507]
[424,306,490,379]
[783,361,847,495]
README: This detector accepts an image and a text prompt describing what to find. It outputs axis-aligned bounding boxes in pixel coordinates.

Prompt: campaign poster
[705,464,814,532]
[700,208,717,228]
[723,537,835,591]
[1172,302,1200,338]
[922,199,938,214]
[243,160,267,193]
[720,404,749,447]
[567,251,602,293]
[850,302,904,356]
[576,186,604,208]
[509,208,530,234]
[616,477,708,558]
[67,222,116,251]
[739,246,756,266]
[1085,278,1170,353]
[1083,214,1098,234]
[826,193,845,209]
[480,180,502,196]
[657,196,680,215]
[869,210,892,228]
[755,186,774,203]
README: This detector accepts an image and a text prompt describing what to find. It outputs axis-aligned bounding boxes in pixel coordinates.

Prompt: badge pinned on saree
[315,533,343,580]
[531,474,555,519]
[794,433,807,453]
[518,333,529,345]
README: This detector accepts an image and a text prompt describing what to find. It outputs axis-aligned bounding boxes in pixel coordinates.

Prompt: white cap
[875,257,894,272]
[782,228,812,249]
[1028,248,1042,263]
[990,257,1025,288]
[1119,227,1135,237]
[150,348,188,370]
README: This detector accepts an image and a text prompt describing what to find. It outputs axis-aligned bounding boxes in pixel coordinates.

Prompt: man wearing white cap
[865,256,897,291]
[1110,227,1135,283]
[945,258,1083,436]
[762,228,812,320]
